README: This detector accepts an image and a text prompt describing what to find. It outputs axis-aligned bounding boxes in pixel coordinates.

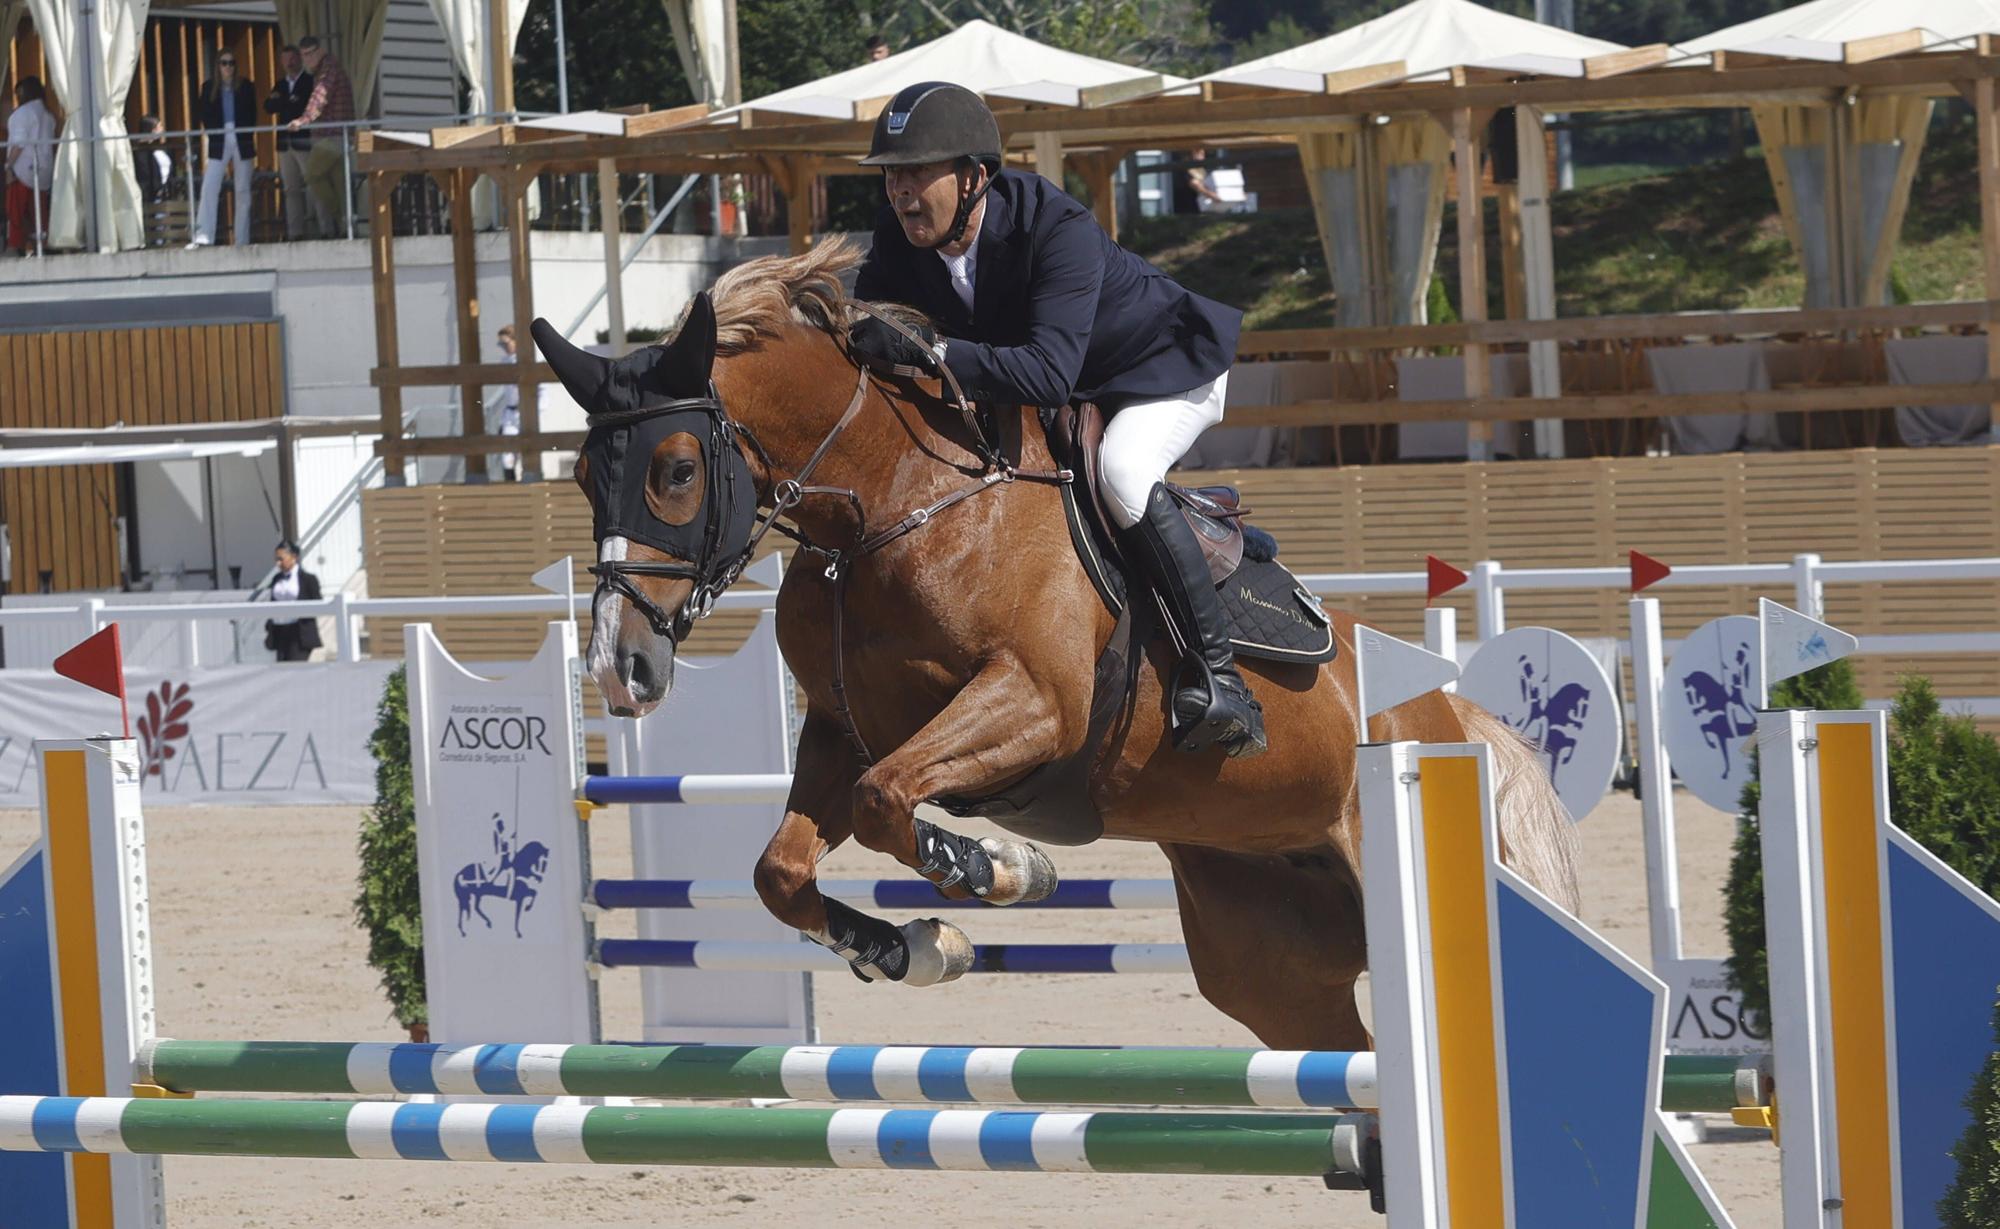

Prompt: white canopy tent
[1676,0,2000,59]
[722,19,1184,124]
[1196,0,1626,93]
[1189,0,1627,334]
[1680,1,2000,309]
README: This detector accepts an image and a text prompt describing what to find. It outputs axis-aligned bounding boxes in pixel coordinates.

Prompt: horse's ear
[666,292,718,386]
[531,317,610,411]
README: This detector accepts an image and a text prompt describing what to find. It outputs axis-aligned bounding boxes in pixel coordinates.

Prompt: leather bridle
[589,301,1070,764]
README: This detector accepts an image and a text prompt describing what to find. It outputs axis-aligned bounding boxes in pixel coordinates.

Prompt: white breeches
[1098,370,1229,529]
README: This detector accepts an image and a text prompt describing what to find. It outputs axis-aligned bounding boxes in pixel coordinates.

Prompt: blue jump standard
[592,879,1143,911]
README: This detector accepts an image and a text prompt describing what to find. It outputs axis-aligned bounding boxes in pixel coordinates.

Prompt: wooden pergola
[357,35,2000,480]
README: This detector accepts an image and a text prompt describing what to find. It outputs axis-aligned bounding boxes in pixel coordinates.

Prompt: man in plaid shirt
[287,36,353,233]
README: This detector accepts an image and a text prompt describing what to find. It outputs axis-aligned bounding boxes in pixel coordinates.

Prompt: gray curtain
[1887,336,1990,447]
[1393,355,1529,460]
[1646,343,1780,455]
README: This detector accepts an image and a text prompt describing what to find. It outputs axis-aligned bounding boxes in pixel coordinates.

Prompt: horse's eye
[671,460,697,486]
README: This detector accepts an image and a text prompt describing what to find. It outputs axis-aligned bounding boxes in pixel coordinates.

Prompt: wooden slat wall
[0,322,285,592]
[361,447,2000,708]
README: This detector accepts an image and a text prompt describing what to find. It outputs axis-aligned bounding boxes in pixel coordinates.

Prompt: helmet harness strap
[933,157,995,250]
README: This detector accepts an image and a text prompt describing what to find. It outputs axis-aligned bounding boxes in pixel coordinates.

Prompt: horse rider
[846,82,1265,758]
[485,814,516,894]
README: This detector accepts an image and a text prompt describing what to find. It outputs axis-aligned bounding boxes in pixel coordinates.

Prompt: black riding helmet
[859,82,1002,249]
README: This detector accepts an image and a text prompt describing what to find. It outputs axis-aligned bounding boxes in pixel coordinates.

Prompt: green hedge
[353,665,426,1032]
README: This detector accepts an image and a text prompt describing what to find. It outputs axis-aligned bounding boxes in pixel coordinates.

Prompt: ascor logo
[439,715,552,755]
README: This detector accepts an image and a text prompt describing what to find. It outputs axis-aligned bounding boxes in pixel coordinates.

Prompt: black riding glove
[849,316,945,376]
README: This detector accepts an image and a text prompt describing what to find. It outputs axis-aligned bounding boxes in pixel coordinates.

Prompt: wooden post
[598,157,627,356]
[1452,107,1493,459]
[487,0,514,117]
[1079,153,1118,241]
[369,171,405,484]
[1976,75,2000,424]
[1497,184,1525,320]
[1515,104,1562,458]
[1355,121,1388,325]
[446,168,487,480]
[781,157,813,256]
[505,169,540,479]
[1034,132,1064,186]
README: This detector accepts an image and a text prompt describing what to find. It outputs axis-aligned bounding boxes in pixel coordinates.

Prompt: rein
[597,302,1071,767]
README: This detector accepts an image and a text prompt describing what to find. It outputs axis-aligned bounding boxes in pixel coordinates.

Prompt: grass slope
[1123,112,1980,328]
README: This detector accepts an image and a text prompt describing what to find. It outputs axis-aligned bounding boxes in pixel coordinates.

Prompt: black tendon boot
[1121,483,1268,757]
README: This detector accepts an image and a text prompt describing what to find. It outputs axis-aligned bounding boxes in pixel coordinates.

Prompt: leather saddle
[927,402,1335,846]
[1044,401,1336,667]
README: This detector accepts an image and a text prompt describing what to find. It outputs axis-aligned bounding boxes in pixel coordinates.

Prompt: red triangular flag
[1630,550,1672,594]
[1426,555,1469,604]
[53,624,130,737]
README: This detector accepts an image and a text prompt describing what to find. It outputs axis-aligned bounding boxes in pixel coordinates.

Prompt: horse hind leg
[1162,842,1372,1050]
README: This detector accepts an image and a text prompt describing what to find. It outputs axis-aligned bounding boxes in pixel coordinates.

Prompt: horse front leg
[841,657,1068,973]
[755,713,963,985]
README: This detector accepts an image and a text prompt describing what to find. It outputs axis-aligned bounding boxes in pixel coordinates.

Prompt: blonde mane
[665,236,928,357]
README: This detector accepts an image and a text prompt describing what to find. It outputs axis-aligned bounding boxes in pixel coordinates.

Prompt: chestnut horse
[544,240,1577,1051]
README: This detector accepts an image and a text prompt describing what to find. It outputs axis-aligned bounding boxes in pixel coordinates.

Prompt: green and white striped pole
[135,1040,1761,1115]
[0,1096,1354,1177]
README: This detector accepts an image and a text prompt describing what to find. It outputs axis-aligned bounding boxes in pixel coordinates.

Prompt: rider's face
[883,160,970,248]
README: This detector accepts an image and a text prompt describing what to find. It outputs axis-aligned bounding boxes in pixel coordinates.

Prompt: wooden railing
[363,300,2000,461]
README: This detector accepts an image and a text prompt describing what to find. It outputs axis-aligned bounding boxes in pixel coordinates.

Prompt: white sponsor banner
[407,621,596,1046]
[1661,956,1771,1058]
[0,661,394,806]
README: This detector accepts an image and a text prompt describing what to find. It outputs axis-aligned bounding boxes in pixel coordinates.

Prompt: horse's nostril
[622,650,656,700]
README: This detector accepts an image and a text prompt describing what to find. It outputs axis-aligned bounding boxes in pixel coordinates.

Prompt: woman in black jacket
[189,50,258,248]
[265,542,324,662]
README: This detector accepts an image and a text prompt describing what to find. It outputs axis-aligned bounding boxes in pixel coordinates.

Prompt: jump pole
[130,1039,1764,1116]
[0,1098,1362,1178]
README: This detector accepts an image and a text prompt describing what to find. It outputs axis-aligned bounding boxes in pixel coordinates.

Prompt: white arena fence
[5,552,2000,707]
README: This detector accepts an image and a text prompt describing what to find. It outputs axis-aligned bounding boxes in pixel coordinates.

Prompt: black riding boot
[1122,483,1267,758]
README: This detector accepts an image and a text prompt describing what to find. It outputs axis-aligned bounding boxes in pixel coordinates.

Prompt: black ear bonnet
[532,297,758,633]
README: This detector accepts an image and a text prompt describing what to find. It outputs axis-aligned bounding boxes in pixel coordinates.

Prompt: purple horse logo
[454,814,550,938]
[1508,655,1593,781]
[1681,640,1758,779]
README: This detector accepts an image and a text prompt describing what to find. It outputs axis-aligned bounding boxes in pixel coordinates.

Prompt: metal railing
[4,111,738,256]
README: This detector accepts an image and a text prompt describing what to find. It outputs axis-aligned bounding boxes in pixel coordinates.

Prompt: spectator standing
[287,37,354,235]
[265,45,324,239]
[132,115,176,203]
[263,542,323,662]
[5,77,57,256]
[492,324,522,481]
[865,34,891,61]
[189,50,256,248]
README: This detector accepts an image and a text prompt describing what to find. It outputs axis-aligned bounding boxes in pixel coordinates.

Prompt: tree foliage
[1943,996,2000,1227]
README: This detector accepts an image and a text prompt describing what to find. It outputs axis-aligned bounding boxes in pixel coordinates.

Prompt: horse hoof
[977,837,1059,906]
[898,917,974,986]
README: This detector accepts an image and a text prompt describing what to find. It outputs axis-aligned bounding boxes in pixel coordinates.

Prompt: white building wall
[0,230,807,597]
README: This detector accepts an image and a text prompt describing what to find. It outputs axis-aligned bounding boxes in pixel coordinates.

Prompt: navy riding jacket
[853,169,1241,407]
